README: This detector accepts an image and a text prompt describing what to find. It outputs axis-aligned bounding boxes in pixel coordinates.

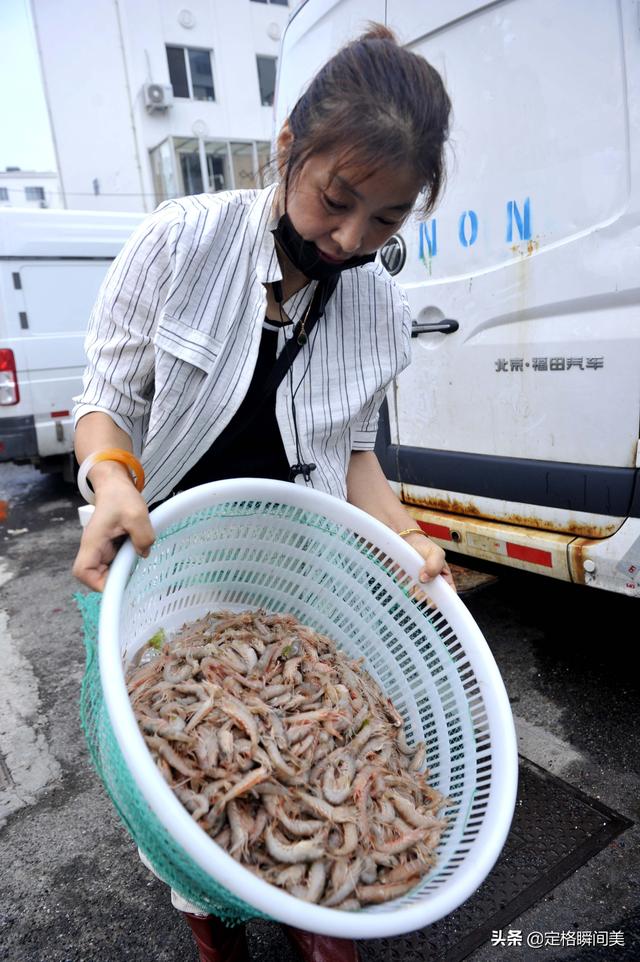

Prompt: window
[25,186,45,201]
[150,138,271,202]
[0,187,9,202]
[256,55,277,107]
[175,138,205,194]
[150,139,177,203]
[205,142,230,192]
[166,46,215,101]
[257,142,271,181]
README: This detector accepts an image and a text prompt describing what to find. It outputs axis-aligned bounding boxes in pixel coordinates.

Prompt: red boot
[181,912,252,962]
[284,925,360,962]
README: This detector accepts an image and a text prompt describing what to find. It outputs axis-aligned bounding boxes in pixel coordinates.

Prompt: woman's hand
[401,530,457,592]
[346,451,456,593]
[72,471,155,592]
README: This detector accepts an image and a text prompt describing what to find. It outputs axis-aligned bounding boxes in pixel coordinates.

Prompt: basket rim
[99,478,518,937]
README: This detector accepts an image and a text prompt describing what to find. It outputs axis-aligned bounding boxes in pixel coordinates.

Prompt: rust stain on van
[0,501,7,523]
[511,238,540,257]
[569,539,594,585]
[402,492,617,538]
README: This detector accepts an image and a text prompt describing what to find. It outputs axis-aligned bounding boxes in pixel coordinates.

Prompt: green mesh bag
[77,590,268,923]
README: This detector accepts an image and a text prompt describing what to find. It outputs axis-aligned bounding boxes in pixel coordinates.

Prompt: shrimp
[249,807,268,844]
[175,787,209,821]
[127,658,161,695]
[146,736,201,778]
[321,753,356,804]
[284,709,346,727]
[391,794,446,830]
[283,656,303,684]
[373,826,429,856]
[139,714,190,742]
[290,731,318,760]
[210,765,271,816]
[327,822,358,857]
[263,710,288,750]
[274,801,324,838]
[163,658,194,684]
[323,857,362,907]
[233,738,256,773]
[408,742,427,772]
[332,897,361,911]
[379,861,425,885]
[269,864,306,888]
[184,692,216,732]
[292,790,357,825]
[383,698,404,728]
[357,879,419,904]
[227,800,250,857]
[262,737,300,780]
[264,826,326,864]
[229,639,258,672]
[359,855,377,884]
[347,720,385,754]
[217,728,234,764]
[396,728,416,755]
[211,686,259,746]
[262,684,290,700]
[352,766,376,842]
[158,700,189,719]
[195,728,219,771]
[289,860,327,903]
[373,797,396,824]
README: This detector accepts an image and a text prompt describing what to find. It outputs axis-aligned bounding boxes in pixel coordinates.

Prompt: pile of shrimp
[126,609,448,909]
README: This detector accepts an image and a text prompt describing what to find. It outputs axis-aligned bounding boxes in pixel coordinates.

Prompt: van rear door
[385,0,640,540]
[13,261,118,457]
[0,208,143,465]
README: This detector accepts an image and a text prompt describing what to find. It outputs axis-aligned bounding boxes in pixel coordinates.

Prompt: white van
[275,0,640,596]
[0,207,143,481]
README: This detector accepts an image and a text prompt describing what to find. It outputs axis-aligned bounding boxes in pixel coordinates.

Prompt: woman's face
[284,151,422,265]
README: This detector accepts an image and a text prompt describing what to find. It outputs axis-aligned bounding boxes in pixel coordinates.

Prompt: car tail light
[0,349,20,405]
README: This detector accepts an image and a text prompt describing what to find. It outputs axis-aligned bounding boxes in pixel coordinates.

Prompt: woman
[73,23,453,962]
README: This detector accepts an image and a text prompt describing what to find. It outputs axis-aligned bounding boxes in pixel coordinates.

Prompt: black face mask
[272,210,376,281]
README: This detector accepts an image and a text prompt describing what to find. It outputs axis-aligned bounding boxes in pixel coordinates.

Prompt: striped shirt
[74,184,412,505]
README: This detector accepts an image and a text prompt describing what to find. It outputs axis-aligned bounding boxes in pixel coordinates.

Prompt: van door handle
[411,319,459,336]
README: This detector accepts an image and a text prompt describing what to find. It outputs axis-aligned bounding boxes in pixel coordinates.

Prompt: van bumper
[0,415,38,461]
[403,504,640,598]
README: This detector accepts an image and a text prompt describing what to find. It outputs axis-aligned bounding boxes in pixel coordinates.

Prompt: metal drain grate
[355,756,633,962]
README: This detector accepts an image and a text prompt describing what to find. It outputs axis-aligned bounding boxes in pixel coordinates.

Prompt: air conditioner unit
[144,83,174,112]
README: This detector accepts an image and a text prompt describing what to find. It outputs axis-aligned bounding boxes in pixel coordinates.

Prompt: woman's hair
[279,23,452,217]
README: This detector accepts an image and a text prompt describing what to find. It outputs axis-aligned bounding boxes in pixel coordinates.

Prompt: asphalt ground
[0,461,638,962]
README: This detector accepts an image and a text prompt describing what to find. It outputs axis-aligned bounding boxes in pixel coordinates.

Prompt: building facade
[30,0,292,212]
[0,169,63,209]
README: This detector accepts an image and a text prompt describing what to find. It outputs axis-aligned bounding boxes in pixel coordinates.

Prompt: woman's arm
[72,412,155,592]
[72,205,185,591]
[346,450,455,589]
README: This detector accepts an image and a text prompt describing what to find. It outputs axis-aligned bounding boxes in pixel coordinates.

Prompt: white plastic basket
[99,478,518,938]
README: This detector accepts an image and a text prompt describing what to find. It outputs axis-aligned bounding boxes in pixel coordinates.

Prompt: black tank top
[175,319,291,491]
